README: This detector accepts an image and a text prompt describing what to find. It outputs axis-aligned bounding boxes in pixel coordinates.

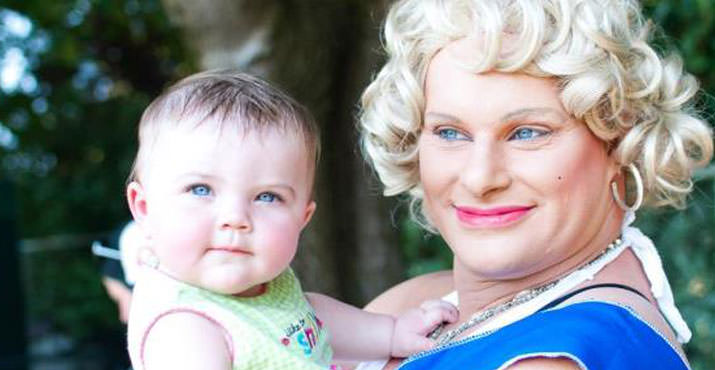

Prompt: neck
[233,283,267,297]
[452,211,624,319]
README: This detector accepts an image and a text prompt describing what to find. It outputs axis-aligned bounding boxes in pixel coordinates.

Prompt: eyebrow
[266,184,296,197]
[424,107,567,124]
[177,174,297,195]
[175,172,218,182]
[500,107,567,122]
[424,112,460,123]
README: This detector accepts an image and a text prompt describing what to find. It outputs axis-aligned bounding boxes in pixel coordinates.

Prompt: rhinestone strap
[429,237,624,346]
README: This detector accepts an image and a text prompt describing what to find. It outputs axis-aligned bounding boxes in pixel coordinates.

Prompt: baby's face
[130,121,315,295]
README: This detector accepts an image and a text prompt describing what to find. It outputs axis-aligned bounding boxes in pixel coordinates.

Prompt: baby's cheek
[157,224,206,267]
[263,223,301,267]
[157,240,195,273]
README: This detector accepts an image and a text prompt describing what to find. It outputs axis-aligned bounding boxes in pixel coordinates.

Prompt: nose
[219,201,252,232]
[458,140,511,198]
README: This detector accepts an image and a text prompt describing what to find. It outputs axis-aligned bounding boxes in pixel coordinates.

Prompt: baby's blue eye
[436,128,468,141]
[190,185,212,197]
[256,192,280,203]
[510,127,547,141]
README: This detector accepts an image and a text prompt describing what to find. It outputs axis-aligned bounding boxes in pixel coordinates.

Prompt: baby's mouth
[209,246,253,255]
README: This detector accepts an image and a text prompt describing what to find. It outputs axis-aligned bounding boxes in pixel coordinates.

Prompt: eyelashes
[255,192,283,203]
[185,184,285,204]
[431,125,552,143]
[508,127,550,141]
[435,127,469,141]
[188,184,212,197]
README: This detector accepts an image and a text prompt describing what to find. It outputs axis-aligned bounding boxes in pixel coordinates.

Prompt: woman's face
[419,41,621,280]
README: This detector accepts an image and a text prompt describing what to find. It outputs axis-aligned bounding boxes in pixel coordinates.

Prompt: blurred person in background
[94,221,145,324]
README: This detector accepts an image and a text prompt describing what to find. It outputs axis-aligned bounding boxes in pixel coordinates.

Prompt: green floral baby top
[128,267,334,369]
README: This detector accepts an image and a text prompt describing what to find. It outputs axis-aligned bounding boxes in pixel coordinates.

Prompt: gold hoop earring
[610,163,644,212]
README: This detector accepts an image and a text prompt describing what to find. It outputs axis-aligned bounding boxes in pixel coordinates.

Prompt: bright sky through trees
[0,9,33,93]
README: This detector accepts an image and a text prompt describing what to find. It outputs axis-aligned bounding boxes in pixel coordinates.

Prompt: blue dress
[398,301,687,370]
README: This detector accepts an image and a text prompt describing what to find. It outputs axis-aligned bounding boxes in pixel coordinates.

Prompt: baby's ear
[302,201,316,228]
[127,181,149,225]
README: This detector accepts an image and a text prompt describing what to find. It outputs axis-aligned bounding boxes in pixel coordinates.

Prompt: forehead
[160,121,305,153]
[149,114,304,146]
[140,121,312,178]
[424,40,566,120]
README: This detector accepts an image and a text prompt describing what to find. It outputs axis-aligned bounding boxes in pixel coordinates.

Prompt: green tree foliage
[0,0,194,358]
[639,2,715,367]
[0,0,193,237]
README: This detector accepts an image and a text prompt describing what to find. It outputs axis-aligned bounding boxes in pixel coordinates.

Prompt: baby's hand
[390,299,458,358]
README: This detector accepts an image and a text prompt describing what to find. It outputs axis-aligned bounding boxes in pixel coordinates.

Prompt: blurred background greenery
[0,0,713,369]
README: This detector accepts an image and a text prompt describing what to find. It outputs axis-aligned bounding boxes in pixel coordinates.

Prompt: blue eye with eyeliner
[189,184,212,197]
[436,128,468,141]
[510,127,548,141]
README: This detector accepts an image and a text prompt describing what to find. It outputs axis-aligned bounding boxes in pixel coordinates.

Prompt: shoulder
[559,285,680,342]
[400,301,687,370]
[364,270,454,315]
[551,285,687,362]
[505,301,688,368]
[505,357,582,370]
[142,311,232,369]
[558,249,685,355]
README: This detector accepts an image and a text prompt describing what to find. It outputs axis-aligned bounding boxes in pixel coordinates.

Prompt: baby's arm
[306,292,457,362]
[142,312,232,370]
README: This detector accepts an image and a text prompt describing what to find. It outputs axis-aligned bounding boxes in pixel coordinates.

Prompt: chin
[202,272,252,294]
[209,282,253,295]
[452,238,545,278]
[459,258,528,280]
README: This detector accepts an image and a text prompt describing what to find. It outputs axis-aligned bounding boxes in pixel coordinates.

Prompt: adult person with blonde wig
[357,0,713,369]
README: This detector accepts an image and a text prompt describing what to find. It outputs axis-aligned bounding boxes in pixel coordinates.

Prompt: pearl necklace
[428,237,624,346]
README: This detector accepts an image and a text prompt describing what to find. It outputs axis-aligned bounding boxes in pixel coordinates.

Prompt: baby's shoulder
[142,311,232,369]
[364,270,454,315]
[128,271,236,368]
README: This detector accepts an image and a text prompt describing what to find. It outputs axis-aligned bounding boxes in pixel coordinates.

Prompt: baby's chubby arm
[306,292,458,362]
[141,311,232,370]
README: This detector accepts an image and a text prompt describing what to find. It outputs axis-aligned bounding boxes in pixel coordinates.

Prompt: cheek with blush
[152,216,210,268]
[259,220,302,270]
[153,242,201,278]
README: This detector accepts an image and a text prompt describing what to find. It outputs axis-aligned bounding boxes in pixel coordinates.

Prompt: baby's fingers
[420,299,459,324]
[391,301,459,357]
[413,310,457,337]
[412,336,436,353]
[392,335,435,358]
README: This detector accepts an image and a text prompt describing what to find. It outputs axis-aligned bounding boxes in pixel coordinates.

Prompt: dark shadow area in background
[0,179,28,370]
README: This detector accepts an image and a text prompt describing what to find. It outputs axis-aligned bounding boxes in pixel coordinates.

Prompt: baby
[125,70,457,369]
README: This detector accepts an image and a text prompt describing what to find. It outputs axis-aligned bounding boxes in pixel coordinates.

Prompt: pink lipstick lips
[455,205,534,228]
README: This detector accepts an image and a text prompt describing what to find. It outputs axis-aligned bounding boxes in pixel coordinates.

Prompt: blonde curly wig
[360,0,713,217]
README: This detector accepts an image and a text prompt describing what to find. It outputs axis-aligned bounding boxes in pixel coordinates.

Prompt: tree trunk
[160,0,276,76]
[160,0,403,305]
